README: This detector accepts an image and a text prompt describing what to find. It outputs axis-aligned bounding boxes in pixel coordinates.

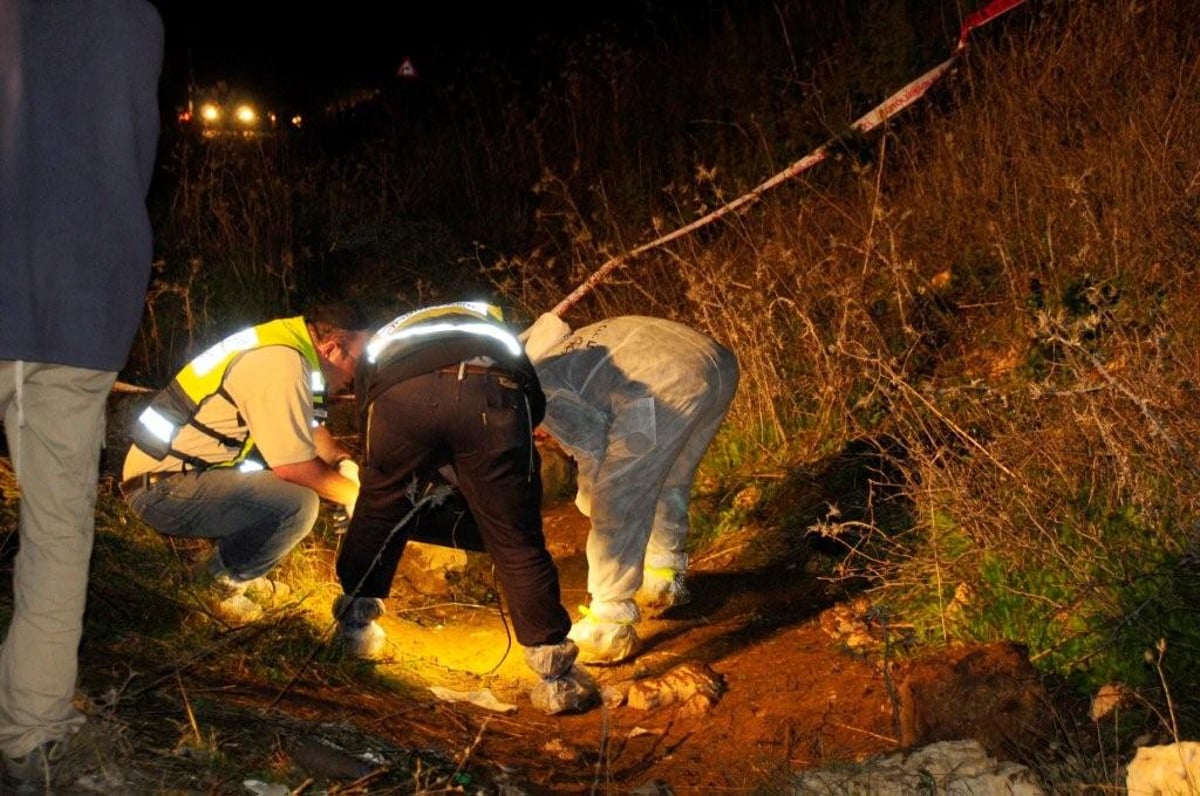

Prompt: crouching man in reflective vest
[120,313,370,626]
[333,301,598,715]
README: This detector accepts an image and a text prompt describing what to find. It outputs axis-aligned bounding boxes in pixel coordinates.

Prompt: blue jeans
[126,468,318,580]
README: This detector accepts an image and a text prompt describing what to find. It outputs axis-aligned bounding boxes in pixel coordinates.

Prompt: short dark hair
[305,301,370,337]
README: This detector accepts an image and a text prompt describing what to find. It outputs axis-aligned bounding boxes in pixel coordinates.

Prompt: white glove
[521,312,571,364]
[337,458,360,486]
[336,459,360,520]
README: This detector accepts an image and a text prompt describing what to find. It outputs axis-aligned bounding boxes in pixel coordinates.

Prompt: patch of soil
[1,421,1089,794]
[80,498,1079,794]
[359,501,900,793]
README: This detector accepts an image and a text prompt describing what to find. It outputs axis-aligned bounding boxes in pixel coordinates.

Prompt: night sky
[155,1,716,115]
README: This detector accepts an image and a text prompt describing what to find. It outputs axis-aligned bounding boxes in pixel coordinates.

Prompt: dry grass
[500,0,1200,743]
[6,0,1197,788]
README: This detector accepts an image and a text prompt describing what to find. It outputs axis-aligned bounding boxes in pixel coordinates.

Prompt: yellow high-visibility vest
[132,316,325,470]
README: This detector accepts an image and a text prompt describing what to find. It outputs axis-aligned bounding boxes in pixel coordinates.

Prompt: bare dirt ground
[353,500,900,794]
[0,420,1093,795]
[67,494,1079,795]
[266,500,908,794]
[347,496,1084,795]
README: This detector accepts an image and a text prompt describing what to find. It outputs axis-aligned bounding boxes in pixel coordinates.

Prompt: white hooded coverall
[529,315,739,609]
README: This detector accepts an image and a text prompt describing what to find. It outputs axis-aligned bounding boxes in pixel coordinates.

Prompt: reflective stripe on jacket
[358,302,542,422]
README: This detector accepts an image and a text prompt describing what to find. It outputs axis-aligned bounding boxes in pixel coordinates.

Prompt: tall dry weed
[797,0,1200,695]
[133,0,1200,717]
[499,0,1200,702]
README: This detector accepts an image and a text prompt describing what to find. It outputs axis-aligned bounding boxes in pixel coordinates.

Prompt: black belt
[119,471,178,498]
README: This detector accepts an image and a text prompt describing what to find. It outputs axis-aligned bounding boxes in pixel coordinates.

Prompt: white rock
[1126,742,1200,796]
[793,739,1045,796]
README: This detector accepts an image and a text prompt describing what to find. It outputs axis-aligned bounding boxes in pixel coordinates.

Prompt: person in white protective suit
[523,314,739,664]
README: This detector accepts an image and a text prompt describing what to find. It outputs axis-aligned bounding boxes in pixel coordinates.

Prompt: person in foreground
[0,0,163,788]
[333,301,598,715]
[120,312,368,626]
[523,314,740,664]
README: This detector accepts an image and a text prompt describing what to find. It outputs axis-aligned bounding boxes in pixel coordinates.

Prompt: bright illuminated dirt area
[346,497,902,793]
[275,474,1075,794]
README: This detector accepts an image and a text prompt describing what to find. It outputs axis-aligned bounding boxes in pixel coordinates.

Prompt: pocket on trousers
[610,393,656,457]
[484,375,523,412]
[480,378,531,459]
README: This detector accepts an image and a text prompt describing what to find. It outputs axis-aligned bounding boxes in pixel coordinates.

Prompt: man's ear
[315,339,339,360]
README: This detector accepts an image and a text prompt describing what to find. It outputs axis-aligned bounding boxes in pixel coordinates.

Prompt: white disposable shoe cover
[569,618,642,664]
[340,621,386,659]
[333,596,387,660]
[530,664,600,714]
[636,568,691,616]
[524,639,599,714]
[582,598,640,623]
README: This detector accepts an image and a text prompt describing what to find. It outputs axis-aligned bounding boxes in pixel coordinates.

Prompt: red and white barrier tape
[550,0,1030,319]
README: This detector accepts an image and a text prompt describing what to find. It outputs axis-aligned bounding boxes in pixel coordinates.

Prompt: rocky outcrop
[793,739,1045,795]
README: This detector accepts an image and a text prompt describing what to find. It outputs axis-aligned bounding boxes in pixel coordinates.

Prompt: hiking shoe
[635,567,691,617]
[208,573,265,626]
[241,576,292,606]
[569,615,642,664]
[3,720,123,793]
[333,595,387,660]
